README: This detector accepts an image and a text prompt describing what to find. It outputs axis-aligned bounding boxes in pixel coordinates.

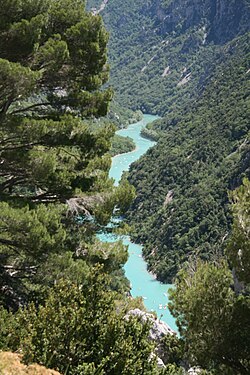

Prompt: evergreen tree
[0,0,134,307]
[169,180,250,374]
[227,178,250,285]
[6,271,160,375]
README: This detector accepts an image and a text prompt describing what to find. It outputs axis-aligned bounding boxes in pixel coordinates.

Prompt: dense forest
[87,0,250,115]
[86,0,250,282]
[0,0,249,374]
[127,34,250,281]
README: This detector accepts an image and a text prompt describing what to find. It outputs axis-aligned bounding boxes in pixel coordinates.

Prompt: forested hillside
[86,0,250,282]
[127,34,250,281]
[87,0,250,115]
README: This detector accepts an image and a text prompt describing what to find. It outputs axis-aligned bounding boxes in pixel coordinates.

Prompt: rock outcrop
[144,0,250,45]
[125,309,176,367]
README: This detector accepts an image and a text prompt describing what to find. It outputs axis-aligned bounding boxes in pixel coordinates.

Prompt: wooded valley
[0,0,249,374]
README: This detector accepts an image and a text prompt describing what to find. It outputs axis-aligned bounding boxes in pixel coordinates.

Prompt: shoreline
[105,114,177,330]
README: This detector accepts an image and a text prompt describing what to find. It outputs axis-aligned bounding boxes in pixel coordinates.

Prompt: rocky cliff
[87,0,250,115]
[146,0,250,44]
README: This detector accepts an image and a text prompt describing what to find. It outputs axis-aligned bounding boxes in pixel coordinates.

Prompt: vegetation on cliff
[126,33,250,282]
[0,1,249,374]
[0,1,179,374]
[169,179,250,374]
[86,0,250,283]
[87,0,250,115]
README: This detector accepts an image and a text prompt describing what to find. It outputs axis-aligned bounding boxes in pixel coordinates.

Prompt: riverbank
[110,134,136,156]
[104,114,177,331]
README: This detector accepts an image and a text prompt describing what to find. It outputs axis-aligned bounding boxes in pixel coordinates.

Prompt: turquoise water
[110,114,157,186]
[101,114,177,331]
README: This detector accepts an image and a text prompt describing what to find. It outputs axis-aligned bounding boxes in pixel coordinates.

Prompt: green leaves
[169,260,235,339]
[13,276,157,375]
[86,240,128,272]
[1,14,45,62]
[169,256,250,373]
[227,178,250,284]
[157,178,250,374]
[65,14,109,78]
[0,202,66,261]
[0,59,40,111]
[0,202,67,308]
[47,0,86,35]
[34,34,69,79]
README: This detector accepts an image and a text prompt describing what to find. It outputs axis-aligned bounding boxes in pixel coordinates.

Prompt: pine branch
[9,102,51,115]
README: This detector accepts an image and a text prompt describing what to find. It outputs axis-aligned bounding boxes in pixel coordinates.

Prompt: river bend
[99,114,177,331]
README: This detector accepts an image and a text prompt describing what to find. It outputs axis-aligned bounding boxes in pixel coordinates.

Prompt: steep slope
[86,0,250,282]
[126,34,250,281]
[87,0,250,115]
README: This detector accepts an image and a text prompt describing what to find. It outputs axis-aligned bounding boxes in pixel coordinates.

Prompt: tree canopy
[169,180,250,375]
[0,0,112,202]
[0,0,135,308]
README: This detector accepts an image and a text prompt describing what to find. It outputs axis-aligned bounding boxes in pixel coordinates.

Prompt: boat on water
[159,303,168,310]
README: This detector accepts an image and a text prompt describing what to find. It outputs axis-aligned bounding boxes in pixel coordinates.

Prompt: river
[99,114,177,331]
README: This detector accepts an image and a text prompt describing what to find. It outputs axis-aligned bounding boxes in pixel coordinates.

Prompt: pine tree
[0,0,134,307]
[169,180,250,374]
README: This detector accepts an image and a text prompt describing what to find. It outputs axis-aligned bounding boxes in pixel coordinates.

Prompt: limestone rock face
[125,308,176,339]
[125,309,176,367]
[188,367,202,375]
[143,0,250,45]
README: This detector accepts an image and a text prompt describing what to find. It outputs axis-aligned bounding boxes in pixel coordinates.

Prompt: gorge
[99,114,177,331]
[0,0,249,373]
[87,0,250,283]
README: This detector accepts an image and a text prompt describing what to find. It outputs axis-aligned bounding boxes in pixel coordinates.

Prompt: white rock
[125,308,176,340]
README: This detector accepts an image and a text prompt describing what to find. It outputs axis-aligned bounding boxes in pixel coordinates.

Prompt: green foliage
[169,259,250,374]
[161,334,183,366]
[126,33,250,282]
[168,185,250,374]
[169,260,235,350]
[227,178,250,284]
[12,275,160,375]
[86,240,128,271]
[110,134,136,156]
[0,306,17,350]
[161,364,184,374]
[0,202,67,307]
[115,179,136,214]
[0,0,112,203]
[0,0,136,307]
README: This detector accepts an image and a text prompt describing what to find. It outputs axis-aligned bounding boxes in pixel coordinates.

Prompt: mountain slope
[87,0,250,115]
[86,0,250,281]
[126,34,250,281]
